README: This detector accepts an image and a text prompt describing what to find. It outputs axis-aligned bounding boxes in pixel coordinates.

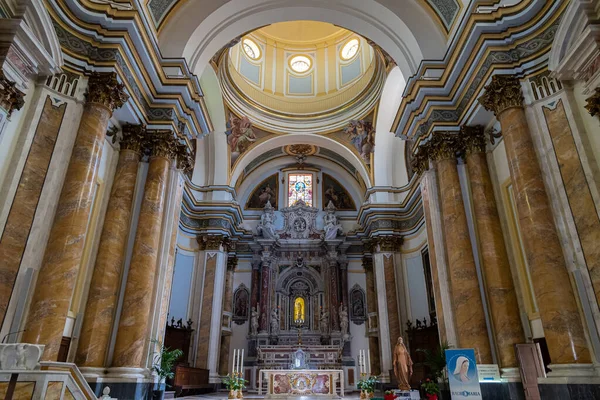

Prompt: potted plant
[357,375,379,399]
[151,340,183,400]
[421,379,439,400]
[384,390,396,400]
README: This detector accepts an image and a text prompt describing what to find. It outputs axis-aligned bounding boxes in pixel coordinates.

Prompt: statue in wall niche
[339,304,349,340]
[270,307,280,334]
[393,337,413,391]
[323,201,343,240]
[257,201,279,239]
[250,305,260,336]
[319,309,330,335]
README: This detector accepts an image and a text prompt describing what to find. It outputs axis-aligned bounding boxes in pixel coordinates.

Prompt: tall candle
[240,349,244,376]
[232,349,236,374]
[367,349,371,375]
[360,350,364,374]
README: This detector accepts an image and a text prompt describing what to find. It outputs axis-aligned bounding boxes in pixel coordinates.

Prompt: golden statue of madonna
[294,297,305,322]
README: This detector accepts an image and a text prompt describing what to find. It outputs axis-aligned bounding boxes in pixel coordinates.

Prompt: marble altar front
[259,369,344,398]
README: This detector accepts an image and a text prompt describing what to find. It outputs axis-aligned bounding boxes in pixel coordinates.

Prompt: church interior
[2,0,600,399]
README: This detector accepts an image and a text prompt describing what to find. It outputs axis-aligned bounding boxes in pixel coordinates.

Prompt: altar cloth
[259,369,344,398]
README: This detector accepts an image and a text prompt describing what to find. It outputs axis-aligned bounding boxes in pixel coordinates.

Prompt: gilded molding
[410,149,430,175]
[85,72,129,112]
[429,132,461,161]
[459,125,486,155]
[0,71,25,117]
[120,123,146,154]
[145,130,178,160]
[585,88,600,118]
[478,75,524,116]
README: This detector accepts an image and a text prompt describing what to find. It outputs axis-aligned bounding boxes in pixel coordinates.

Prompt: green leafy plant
[421,379,439,395]
[416,342,450,382]
[222,374,248,391]
[357,375,379,393]
[151,340,183,384]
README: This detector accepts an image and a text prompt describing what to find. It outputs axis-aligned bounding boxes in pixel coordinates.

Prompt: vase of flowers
[384,390,396,400]
[357,375,379,399]
[421,379,439,400]
[223,373,248,399]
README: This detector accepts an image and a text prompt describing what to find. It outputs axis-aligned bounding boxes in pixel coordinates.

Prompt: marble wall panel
[383,254,401,345]
[0,381,36,399]
[0,97,66,326]
[196,253,217,368]
[43,381,63,400]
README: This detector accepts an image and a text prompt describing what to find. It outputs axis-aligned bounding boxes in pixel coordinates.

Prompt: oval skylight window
[290,55,312,73]
[341,38,360,60]
[242,38,261,60]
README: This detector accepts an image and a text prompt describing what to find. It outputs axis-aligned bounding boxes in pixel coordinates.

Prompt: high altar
[244,201,356,394]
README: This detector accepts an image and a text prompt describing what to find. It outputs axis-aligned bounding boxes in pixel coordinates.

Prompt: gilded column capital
[175,143,194,172]
[410,148,430,175]
[478,75,524,116]
[85,72,129,112]
[460,125,486,155]
[429,133,461,162]
[0,72,24,117]
[227,256,238,271]
[362,256,373,271]
[145,130,178,160]
[120,123,146,154]
[197,234,229,251]
[585,88,600,118]
[375,235,403,252]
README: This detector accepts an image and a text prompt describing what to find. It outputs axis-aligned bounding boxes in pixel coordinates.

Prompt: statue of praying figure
[270,307,280,334]
[319,309,330,335]
[257,201,279,239]
[339,303,349,339]
[393,337,413,391]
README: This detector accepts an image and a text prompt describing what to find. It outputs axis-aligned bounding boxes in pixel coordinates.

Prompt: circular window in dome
[242,38,261,60]
[341,38,360,60]
[289,55,312,73]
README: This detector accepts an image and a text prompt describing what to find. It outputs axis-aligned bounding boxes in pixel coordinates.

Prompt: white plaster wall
[230,261,253,374]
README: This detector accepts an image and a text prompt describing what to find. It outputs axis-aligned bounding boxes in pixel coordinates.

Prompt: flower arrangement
[357,375,379,399]
[223,373,248,399]
[421,379,440,400]
[384,390,396,400]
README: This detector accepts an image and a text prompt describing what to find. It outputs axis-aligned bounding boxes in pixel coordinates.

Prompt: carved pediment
[277,200,323,240]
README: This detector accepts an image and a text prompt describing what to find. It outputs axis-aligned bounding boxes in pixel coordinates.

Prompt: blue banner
[445,349,482,400]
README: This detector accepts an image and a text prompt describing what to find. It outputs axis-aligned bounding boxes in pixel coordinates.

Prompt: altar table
[259,369,344,398]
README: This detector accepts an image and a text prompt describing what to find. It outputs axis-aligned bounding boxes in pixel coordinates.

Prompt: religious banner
[445,349,482,400]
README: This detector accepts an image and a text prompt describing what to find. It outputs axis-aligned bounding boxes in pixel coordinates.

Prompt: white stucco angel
[324,201,343,240]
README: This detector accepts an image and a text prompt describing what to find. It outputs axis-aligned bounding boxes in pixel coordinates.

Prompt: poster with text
[445,348,482,400]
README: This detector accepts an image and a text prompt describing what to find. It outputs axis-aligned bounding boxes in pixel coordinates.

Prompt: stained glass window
[288,173,313,206]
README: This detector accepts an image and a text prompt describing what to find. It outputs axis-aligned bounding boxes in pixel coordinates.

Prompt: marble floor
[180,394,361,399]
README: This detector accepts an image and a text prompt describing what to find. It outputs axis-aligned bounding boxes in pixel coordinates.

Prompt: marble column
[327,249,340,332]
[432,134,492,364]
[259,252,272,333]
[218,256,236,376]
[479,75,591,364]
[112,131,176,368]
[22,72,128,361]
[363,257,381,376]
[250,260,260,311]
[339,259,349,313]
[75,124,145,368]
[376,236,402,348]
[461,126,525,368]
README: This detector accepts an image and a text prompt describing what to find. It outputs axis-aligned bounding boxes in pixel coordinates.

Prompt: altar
[258,369,344,398]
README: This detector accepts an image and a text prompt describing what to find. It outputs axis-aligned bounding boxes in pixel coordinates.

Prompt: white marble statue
[250,305,260,336]
[319,309,330,335]
[324,201,343,240]
[270,307,280,334]
[257,201,279,239]
[339,304,349,339]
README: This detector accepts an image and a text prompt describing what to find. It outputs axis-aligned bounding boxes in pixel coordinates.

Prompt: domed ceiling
[218,21,387,135]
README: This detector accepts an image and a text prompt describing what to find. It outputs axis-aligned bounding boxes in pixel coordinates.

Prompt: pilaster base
[540,363,600,384]
[500,367,521,382]
[86,368,155,400]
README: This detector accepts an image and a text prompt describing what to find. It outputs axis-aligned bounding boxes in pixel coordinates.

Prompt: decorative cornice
[197,234,230,251]
[85,72,129,112]
[585,88,600,118]
[120,123,146,154]
[375,235,404,252]
[0,71,25,117]
[145,130,178,160]
[478,75,524,117]
[459,125,486,155]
